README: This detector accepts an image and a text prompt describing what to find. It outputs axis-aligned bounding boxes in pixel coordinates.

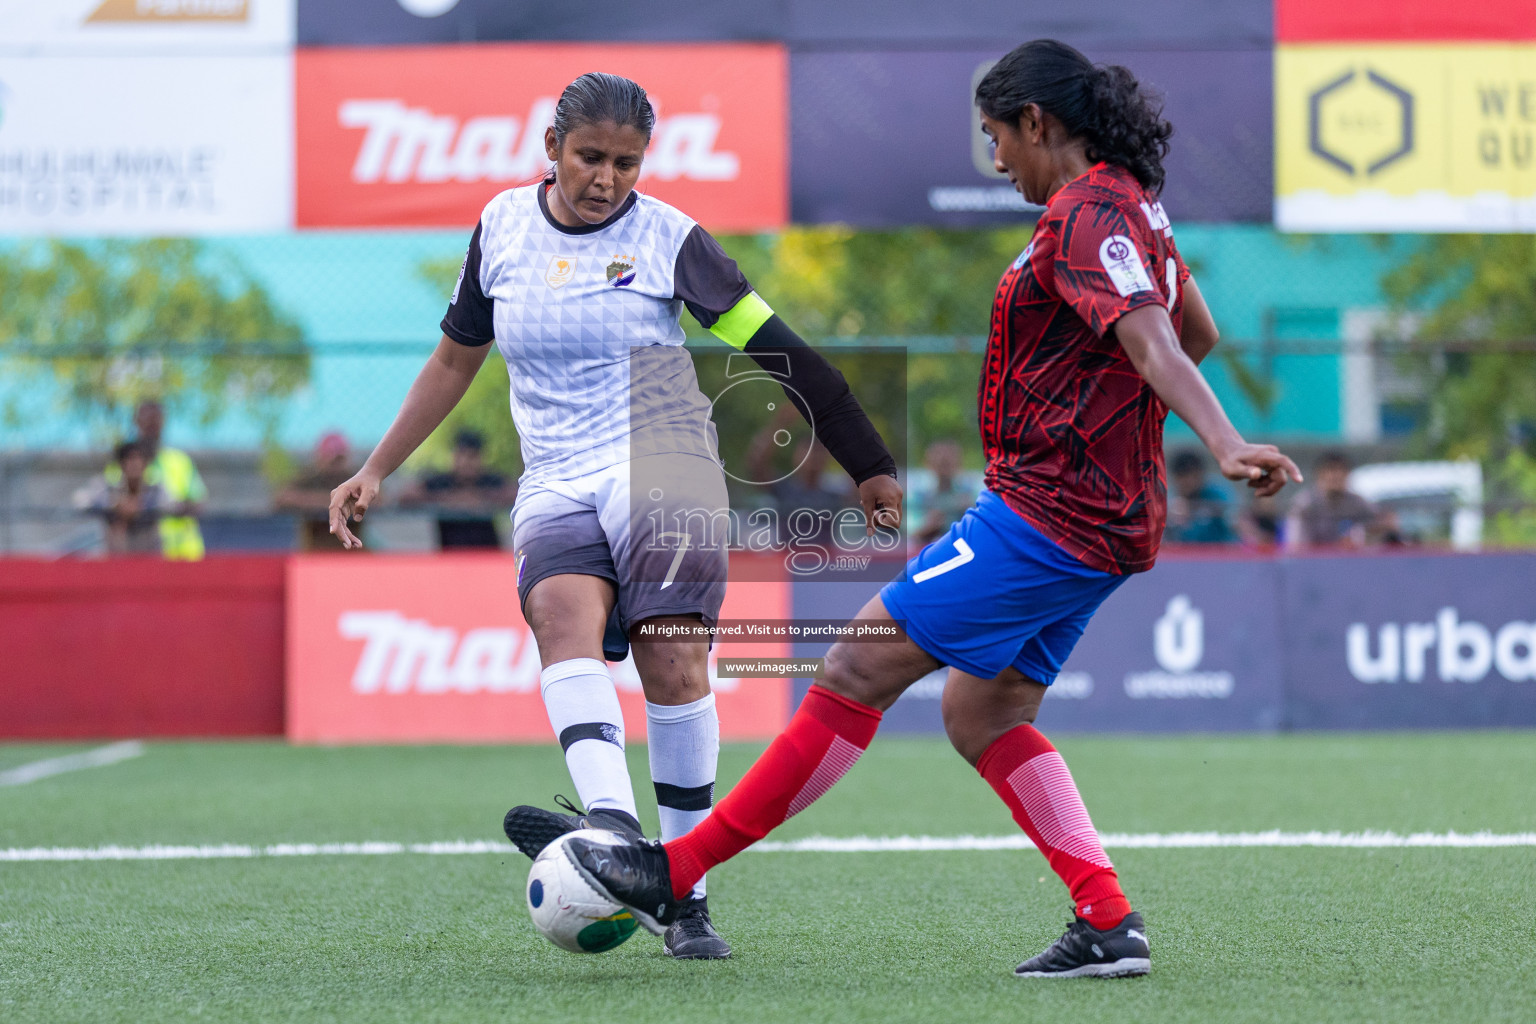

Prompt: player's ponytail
[975,40,1172,195]
[551,72,657,147]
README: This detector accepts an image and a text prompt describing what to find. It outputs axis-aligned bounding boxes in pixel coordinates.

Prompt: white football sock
[646,693,720,900]
[539,658,638,820]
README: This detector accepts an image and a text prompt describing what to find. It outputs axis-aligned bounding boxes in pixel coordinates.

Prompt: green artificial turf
[2,734,1534,1023]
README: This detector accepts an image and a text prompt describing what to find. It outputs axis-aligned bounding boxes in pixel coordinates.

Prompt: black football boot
[502,795,644,860]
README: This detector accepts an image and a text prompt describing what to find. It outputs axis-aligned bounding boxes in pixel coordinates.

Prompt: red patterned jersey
[979,163,1190,575]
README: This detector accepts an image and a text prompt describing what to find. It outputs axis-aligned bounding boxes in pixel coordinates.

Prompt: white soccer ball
[525,829,640,953]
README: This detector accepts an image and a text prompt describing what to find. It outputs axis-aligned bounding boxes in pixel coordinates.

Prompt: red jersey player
[561,39,1302,978]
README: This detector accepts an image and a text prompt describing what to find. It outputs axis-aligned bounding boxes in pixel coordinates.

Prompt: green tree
[1381,234,1536,544]
[0,239,308,443]
[710,226,1023,464]
[409,256,523,478]
[700,225,1032,339]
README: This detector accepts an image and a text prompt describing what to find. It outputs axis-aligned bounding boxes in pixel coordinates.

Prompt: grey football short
[512,453,730,661]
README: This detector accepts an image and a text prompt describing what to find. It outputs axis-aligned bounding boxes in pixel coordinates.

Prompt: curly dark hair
[975,39,1173,194]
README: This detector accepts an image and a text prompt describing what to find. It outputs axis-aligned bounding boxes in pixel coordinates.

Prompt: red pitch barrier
[0,557,287,739]
[0,553,792,742]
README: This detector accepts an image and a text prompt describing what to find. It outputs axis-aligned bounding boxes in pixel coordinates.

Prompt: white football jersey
[442,182,752,485]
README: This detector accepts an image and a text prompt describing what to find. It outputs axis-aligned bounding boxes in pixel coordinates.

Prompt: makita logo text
[337,99,741,185]
[1347,607,1536,683]
[336,610,738,694]
[339,611,542,694]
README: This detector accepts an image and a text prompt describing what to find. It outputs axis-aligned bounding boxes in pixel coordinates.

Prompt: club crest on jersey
[606,257,636,288]
[546,255,578,289]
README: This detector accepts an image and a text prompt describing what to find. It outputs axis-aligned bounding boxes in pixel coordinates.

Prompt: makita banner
[1281,552,1536,728]
[294,43,787,232]
[790,47,1272,227]
[286,554,791,743]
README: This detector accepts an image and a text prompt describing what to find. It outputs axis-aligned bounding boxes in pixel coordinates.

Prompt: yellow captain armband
[707,292,775,350]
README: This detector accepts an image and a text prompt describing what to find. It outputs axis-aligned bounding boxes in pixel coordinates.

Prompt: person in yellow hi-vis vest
[103,400,208,560]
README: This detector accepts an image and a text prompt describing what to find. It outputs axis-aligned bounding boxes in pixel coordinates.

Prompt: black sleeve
[744,316,898,485]
[440,221,495,346]
[673,225,752,329]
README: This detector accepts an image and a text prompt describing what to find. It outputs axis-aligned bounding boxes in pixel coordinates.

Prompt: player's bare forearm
[360,335,490,481]
[1116,305,1301,496]
[328,335,490,548]
[1178,276,1219,366]
[1120,310,1240,455]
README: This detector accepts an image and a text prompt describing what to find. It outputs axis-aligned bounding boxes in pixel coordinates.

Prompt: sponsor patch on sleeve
[1098,234,1154,297]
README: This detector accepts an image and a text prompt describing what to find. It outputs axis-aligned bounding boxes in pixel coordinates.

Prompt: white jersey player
[328,72,903,959]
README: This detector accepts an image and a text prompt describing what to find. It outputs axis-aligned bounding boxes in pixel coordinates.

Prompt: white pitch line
[2,832,1533,864]
[752,831,1536,852]
[0,741,145,787]
[0,840,508,863]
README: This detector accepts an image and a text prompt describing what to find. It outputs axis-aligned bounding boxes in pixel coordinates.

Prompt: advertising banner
[294,44,787,232]
[1281,553,1536,729]
[795,551,1536,734]
[297,0,1269,50]
[791,48,1272,227]
[0,54,292,234]
[790,560,1286,734]
[0,0,294,54]
[1277,0,1536,44]
[1275,44,1536,231]
[286,554,791,744]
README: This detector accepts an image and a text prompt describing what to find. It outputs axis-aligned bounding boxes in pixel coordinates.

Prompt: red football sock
[664,685,882,900]
[976,724,1131,930]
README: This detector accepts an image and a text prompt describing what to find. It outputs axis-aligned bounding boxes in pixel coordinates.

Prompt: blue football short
[879,490,1128,684]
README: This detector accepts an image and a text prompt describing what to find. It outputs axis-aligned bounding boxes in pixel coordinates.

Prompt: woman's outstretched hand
[328,471,382,549]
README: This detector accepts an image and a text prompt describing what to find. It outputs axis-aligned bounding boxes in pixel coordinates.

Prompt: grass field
[2,733,1534,1023]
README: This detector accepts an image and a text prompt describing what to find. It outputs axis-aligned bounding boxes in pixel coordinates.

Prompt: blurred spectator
[399,430,516,550]
[1285,451,1397,550]
[78,441,165,556]
[907,440,984,549]
[275,432,362,552]
[101,399,207,560]
[746,413,853,545]
[1238,492,1284,549]
[1164,450,1235,544]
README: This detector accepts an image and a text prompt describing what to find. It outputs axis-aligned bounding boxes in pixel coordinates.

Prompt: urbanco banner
[286,554,792,744]
[790,560,1287,734]
[0,54,292,234]
[0,0,294,54]
[1282,552,1536,728]
[792,551,1536,733]
[791,48,1272,228]
[294,44,787,232]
